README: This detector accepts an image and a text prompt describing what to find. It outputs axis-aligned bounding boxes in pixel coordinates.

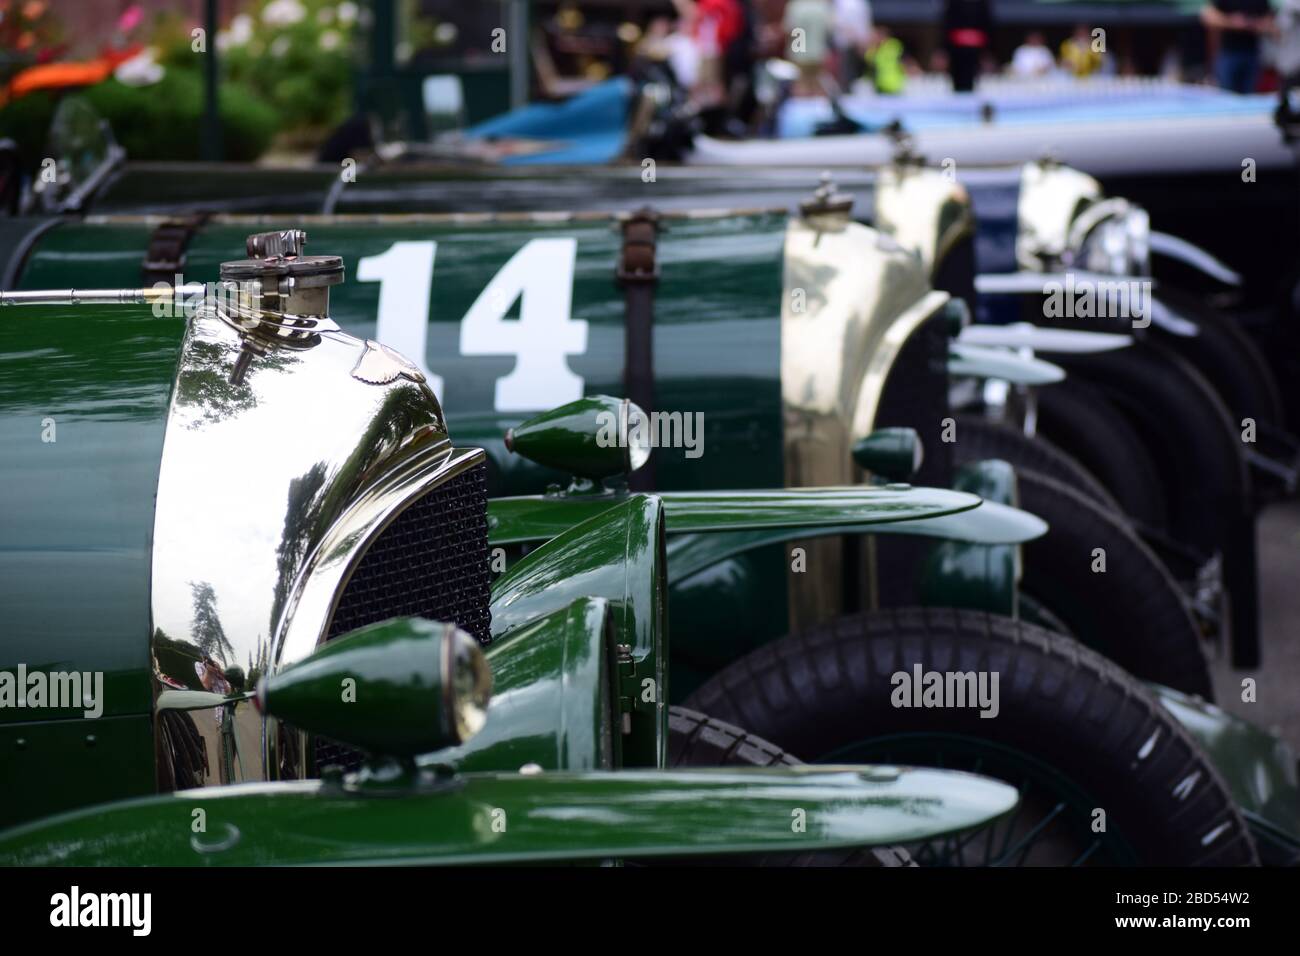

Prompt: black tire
[667,705,916,867]
[1055,342,1259,665]
[1034,377,1169,531]
[686,608,1258,867]
[1055,342,1250,556]
[1016,468,1213,699]
[1152,286,1287,430]
[951,414,1120,514]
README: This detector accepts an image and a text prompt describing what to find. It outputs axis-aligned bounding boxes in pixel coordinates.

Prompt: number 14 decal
[357,238,589,412]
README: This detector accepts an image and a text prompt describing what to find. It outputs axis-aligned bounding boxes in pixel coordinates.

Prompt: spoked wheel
[665,705,916,867]
[822,734,1136,866]
[686,608,1259,867]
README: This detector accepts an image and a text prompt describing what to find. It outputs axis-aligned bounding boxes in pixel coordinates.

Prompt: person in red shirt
[678,0,745,107]
[943,0,993,93]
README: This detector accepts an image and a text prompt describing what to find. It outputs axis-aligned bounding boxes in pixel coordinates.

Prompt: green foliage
[0,73,277,164]
[0,0,356,165]
[82,73,277,162]
[0,90,57,167]
[157,0,358,139]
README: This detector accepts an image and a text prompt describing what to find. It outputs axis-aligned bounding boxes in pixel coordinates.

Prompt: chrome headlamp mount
[1065,198,1151,279]
[217,229,345,384]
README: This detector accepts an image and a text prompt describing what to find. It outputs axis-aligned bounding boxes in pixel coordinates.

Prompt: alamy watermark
[0,664,103,718]
[596,409,705,459]
[50,886,150,936]
[890,664,1000,718]
[149,276,242,319]
[1043,273,1151,329]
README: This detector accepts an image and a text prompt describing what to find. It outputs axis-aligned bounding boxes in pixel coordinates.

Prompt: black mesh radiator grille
[314,461,492,773]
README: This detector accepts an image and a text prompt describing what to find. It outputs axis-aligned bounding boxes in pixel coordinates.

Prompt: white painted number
[357,240,443,398]
[459,238,588,411]
[357,238,589,412]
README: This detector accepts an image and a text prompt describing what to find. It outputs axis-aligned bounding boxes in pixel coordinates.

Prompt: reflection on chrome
[1016,159,1104,270]
[874,160,975,276]
[781,213,949,632]
[150,304,483,790]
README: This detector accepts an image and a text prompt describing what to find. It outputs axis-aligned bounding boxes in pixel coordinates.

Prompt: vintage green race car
[0,226,1042,865]
[3,145,1297,863]
[7,113,1285,676]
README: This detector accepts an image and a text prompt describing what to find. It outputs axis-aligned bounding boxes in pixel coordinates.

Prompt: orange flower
[22,1,47,19]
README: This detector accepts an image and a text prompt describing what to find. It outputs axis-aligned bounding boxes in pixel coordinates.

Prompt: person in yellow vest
[1060,23,1104,77]
[865,26,907,94]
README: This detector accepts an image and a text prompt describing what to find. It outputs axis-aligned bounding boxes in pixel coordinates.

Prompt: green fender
[488,486,1044,589]
[920,460,1022,616]
[422,597,618,773]
[489,487,1044,705]
[663,499,1044,586]
[947,342,1066,385]
[1155,685,1300,862]
[489,485,1046,546]
[490,496,666,768]
[0,766,1018,866]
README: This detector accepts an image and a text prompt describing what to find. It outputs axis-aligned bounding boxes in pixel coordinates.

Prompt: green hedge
[0,70,278,165]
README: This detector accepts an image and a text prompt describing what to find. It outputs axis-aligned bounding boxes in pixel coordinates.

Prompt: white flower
[319,29,341,51]
[434,22,458,45]
[337,1,358,25]
[262,0,306,27]
[270,35,292,58]
[228,13,254,44]
[114,47,165,87]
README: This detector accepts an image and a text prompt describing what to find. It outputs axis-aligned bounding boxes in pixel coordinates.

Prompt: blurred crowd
[632,0,1300,106]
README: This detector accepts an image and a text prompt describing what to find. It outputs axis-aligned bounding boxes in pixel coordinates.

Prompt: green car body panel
[1154,686,1300,862]
[425,597,619,774]
[0,765,1018,867]
[0,301,184,822]
[488,496,667,768]
[919,460,1023,617]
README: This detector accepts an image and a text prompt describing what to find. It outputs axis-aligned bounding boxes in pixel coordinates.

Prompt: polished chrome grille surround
[315,462,492,774]
[325,462,492,645]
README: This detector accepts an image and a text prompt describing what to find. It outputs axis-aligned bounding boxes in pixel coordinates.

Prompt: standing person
[865,26,908,94]
[724,0,760,125]
[1060,23,1103,77]
[1011,31,1055,77]
[833,0,874,87]
[677,0,744,107]
[943,0,993,93]
[784,0,833,95]
[1201,0,1275,93]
